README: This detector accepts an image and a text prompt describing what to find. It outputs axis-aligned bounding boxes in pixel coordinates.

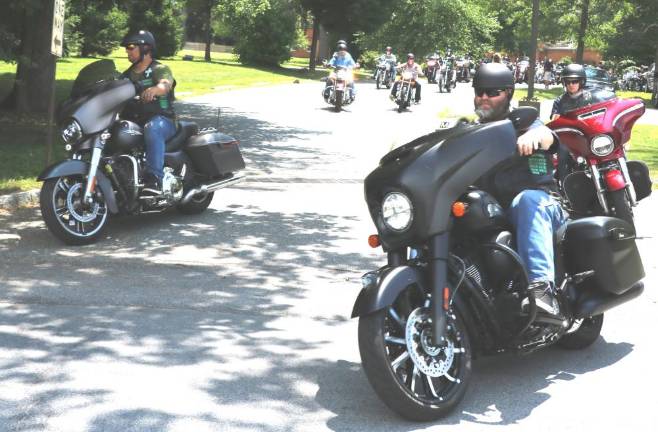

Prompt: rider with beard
[390,53,423,103]
[471,63,566,318]
[550,63,592,119]
[119,30,176,195]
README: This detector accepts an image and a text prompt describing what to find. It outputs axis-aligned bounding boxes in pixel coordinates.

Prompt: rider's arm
[142,65,173,102]
[517,119,555,156]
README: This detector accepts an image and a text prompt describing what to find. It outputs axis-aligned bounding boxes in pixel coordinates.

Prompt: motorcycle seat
[165,121,199,152]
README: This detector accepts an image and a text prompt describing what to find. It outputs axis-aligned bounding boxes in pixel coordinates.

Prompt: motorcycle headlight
[590,134,614,156]
[61,120,82,144]
[382,192,413,232]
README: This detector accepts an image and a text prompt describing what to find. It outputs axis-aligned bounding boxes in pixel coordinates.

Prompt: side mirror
[508,106,539,130]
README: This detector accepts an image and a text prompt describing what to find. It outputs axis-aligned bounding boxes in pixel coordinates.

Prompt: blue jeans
[144,115,176,180]
[507,189,567,283]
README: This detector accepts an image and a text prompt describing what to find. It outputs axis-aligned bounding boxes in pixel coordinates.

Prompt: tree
[123,0,185,57]
[220,0,304,66]
[187,0,220,61]
[575,0,590,63]
[0,0,56,113]
[69,0,128,57]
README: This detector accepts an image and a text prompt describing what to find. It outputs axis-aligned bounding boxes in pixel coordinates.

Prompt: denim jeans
[507,189,567,283]
[143,115,176,180]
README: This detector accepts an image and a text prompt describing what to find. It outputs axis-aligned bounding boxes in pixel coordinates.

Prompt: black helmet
[407,53,415,60]
[121,30,156,51]
[473,63,515,89]
[561,63,586,85]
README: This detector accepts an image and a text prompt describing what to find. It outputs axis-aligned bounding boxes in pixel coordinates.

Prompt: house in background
[539,42,602,64]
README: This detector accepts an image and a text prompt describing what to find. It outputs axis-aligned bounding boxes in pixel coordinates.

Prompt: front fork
[83,132,109,204]
[590,157,637,214]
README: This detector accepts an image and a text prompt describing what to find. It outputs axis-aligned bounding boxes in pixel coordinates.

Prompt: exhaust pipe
[574,281,644,319]
[181,174,245,204]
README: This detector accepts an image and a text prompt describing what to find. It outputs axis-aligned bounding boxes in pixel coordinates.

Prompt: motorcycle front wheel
[438,76,444,93]
[376,71,382,89]
[334,89,343,112]
[40,176,109,245]
[358,285,472,421]
[608,189,635,232]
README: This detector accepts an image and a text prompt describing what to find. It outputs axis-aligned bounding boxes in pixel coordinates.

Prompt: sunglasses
[475,88,505,97]
[565,79,581,85]
[125,44,138,51]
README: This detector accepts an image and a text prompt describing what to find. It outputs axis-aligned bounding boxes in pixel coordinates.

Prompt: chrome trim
[552,127,585,136]
[618,157,637,206]
[180,174,245,204]
[117,155,140,190]
[612,103,644,127]
[83,144,102,204]
[578,108,606,120]
[590,164,609,214]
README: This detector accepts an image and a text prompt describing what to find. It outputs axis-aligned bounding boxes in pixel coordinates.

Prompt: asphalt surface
[1,80,657,432]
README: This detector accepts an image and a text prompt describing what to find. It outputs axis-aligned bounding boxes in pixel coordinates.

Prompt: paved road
[0,80,657,432]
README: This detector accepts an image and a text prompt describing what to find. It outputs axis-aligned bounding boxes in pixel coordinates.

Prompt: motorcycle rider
[390,53,423,104]
[119,30,176,194]
[543,58,554,89]
[471,63,566,318]
[373,46,397,80]
[550,63,591,120]
[326,41,357,101]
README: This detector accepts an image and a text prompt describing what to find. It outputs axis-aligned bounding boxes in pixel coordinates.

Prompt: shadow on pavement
[313,339,633,430]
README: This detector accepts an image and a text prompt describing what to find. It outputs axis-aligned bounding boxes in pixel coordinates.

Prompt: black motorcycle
[352,108,645,421]
[438,61,455,93]
[38,60,246,245]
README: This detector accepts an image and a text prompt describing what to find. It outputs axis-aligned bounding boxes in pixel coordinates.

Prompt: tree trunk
[204,0,213,62]
[309,16,319,71]
[1,1,56,113]
[527,0,540,100]
[653,45,658,107]
[575,0,590,64]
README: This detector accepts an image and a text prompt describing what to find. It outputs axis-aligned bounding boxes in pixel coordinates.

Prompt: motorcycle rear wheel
[557,314,604,349]
[40,176,109,245]
[358,286,472,421]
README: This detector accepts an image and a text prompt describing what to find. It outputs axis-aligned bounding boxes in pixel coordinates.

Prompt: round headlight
[382,192,413,232]
[590,134,614,156]
[61,120,82,144]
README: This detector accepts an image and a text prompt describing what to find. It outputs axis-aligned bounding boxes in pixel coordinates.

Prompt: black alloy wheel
[40,175,109,245]
[358,284,472,421]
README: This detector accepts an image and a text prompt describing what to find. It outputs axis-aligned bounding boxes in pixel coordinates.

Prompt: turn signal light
[452,201,468,217]
[368,234,381,248]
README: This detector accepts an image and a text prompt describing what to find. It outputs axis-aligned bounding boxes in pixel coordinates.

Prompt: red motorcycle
[548,93,652,231]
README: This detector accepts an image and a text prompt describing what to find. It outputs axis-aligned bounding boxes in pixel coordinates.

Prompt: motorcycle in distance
[455,57,471,83]
[38,60,246,245]
[549,91,652,233]
[352,107,646,421]
[423,55,439,84]
[323,66,355,112]
[437,60,455,93]
[375,59,394,89]
[392,70,419,113]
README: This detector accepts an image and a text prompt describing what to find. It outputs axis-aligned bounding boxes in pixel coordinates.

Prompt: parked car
[584,66,615,93]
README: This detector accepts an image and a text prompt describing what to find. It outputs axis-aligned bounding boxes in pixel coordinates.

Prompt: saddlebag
[186,131,246,177]
[562,216,644,295]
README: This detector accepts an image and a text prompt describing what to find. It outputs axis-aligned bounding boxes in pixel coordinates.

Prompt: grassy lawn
[0,50,344,194]
[626,124,658,188]
[513,87,654,105]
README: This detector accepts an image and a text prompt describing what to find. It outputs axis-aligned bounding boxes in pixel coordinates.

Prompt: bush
[359,50,380,70]
[558,56,572,65]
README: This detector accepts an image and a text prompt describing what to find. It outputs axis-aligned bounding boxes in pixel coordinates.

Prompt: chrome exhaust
[180,174,245,204]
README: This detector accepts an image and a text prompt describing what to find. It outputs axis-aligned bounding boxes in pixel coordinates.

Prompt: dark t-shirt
[121,61,176,125]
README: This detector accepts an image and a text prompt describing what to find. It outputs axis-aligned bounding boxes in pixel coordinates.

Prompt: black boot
[142,174,162,196]
[522,281,563,318]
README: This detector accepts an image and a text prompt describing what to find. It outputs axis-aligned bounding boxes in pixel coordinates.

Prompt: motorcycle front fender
[38,160,119,214]
[351,266,426,318]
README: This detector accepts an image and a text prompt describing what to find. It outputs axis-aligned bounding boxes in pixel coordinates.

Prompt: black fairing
[365,120,517,251]
[60,80,136,134]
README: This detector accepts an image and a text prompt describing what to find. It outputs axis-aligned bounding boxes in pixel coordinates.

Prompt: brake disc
[405,307,455,378]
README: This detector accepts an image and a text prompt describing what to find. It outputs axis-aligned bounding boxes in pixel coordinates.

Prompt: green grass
[513,87,563,102]
[0,50,342,194]
[626,124,658,188]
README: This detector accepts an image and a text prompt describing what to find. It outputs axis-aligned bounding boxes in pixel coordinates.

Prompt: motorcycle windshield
[59,60,136,134]
[561,88,617,114]
[365,120,517,250]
